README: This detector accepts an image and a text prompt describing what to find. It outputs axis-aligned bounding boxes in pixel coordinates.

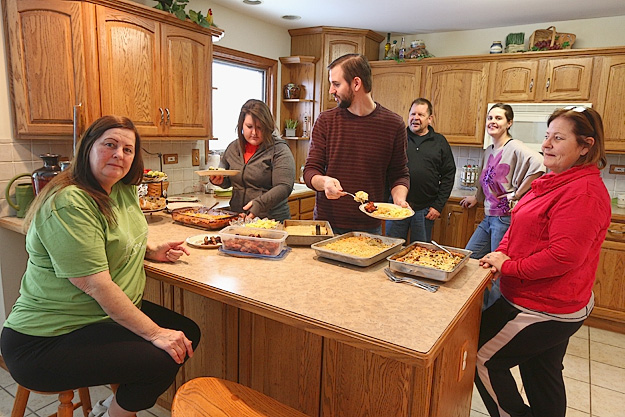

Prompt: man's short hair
[328,54,372,93]
[410,98,433,116]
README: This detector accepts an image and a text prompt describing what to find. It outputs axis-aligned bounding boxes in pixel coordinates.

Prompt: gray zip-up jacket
[220,132,295,220]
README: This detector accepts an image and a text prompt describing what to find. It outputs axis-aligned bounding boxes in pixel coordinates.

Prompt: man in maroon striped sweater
[303,54,410,234]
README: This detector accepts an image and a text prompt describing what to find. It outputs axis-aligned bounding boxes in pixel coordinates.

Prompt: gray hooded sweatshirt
[220,132,295,221]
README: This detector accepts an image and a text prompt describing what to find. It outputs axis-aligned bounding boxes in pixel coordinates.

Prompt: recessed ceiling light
[242,0,262,5]
[282,15,301,21]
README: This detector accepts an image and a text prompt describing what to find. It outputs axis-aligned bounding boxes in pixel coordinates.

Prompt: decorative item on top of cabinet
[489,56,593,102]
[3,0,99,139]
[423,62,490,146]
[280,56,317,182]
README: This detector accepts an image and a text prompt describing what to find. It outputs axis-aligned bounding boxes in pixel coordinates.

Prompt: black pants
[474,297,583,417]
[1,301,201,412]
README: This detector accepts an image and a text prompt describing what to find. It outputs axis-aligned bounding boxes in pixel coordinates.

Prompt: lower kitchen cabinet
[432,198,480,249]
[288,191,315,220]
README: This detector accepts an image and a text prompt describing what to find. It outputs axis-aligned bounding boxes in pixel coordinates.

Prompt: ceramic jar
[490,41,503,54]
[283,83,301,99]
[32,153,61,195]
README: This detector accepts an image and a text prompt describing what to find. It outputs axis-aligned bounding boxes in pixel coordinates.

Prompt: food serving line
[139,193,492,416]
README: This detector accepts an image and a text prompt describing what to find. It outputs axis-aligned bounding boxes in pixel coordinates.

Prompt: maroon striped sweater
[304,104,410,230]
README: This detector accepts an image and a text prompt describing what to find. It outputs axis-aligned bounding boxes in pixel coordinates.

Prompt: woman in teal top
[1,116,200,417]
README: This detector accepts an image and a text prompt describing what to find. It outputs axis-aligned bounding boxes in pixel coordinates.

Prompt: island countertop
[143,211,490,360]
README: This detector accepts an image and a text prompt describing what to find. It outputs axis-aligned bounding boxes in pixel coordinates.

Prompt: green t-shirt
[4,183,148,336]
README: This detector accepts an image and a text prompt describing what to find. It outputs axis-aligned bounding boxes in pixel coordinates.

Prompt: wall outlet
[192,149,200,166]
[610,164,625,174]
[163,153,178,164]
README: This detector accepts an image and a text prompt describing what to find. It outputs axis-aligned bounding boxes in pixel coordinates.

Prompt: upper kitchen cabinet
[3,0,99,139]
[289,27,384,114]
[595,56,625,152]
[489,56,593,102]
[2,0,222,140]
[370,61,422,125]
[97,6,212,138]
[423,62,490,146]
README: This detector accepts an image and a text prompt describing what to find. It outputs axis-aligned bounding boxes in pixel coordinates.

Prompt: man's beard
[336,90,354,109]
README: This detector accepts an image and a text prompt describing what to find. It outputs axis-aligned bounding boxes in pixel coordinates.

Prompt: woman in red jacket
[474,106,611,417]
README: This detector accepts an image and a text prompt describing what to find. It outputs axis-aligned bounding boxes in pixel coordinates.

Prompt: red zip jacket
[498,164,611,314]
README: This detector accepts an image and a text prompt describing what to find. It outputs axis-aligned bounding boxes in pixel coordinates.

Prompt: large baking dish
[284,220,334,246]
[171,206,239,230]
[387,242,472,282]
[311,232,404,267]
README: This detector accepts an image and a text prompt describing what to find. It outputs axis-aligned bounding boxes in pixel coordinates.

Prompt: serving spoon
[431,240,453,256]
[343,191,369,204]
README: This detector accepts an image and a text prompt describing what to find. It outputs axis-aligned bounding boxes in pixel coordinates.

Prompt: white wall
[383,14,625,58]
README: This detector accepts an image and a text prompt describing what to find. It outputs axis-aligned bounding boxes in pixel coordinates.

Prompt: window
[209,46,277,153]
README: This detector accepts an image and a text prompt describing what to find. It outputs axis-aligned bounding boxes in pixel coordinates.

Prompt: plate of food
[195,168,241,177]
[359,202,414,220]
[140,196,166,212]
[186,233,222,249]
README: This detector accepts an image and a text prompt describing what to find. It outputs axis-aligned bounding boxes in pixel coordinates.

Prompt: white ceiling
[208,0,625,34]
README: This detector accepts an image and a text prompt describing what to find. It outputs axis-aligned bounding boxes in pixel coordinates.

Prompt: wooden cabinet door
[96,6,162,136]
[424,63,489,146]
[321,34,362,111]
[371,65,422,125]
[593,240,625,326]
[4,0,97,138]
[490,60,539,102]
[596,56,625,152]
[541,57,593,101]
[161,24,212,137]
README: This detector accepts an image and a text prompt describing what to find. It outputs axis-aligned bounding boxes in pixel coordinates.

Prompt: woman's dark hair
[547,107,607,169]
[236,99,278,149]
[328,54,372,93]
[24,115,143,229]
[488,103,514,134]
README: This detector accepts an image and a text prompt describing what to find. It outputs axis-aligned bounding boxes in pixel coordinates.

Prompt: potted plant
[284,119,298,137]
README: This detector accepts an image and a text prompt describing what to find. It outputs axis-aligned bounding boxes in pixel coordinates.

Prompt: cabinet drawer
[288,200,299,217]
[606,221,625,243]
[300,196,316,214]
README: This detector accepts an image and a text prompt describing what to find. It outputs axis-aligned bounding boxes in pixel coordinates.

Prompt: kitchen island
[141,211,490,416]
[0,192,491,417]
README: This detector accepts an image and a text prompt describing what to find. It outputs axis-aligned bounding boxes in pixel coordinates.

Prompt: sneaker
[88,400,107,417]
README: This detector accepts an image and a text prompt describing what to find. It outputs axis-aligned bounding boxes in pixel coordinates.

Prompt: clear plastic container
[218,226,288,256]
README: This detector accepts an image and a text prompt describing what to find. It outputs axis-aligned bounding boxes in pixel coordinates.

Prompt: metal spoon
[384,268,439,292]
[343,192,368,203]
[431,240,453,256]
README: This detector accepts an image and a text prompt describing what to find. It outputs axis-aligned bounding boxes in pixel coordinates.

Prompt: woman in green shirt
[1,116,199,417]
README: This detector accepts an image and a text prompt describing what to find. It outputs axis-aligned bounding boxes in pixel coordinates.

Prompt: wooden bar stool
[171,377,309,417]
[11,385,92,417]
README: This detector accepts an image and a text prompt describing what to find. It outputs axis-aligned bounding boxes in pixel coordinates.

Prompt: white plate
[186,233,222,249]
[195,169,241,177]
[358,202,414,221]
[167,202,204,212]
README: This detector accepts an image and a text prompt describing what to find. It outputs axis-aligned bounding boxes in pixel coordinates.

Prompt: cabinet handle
[529,78,534,92]
[546,78,550,91]
[165,108,171,125]
[447,212,452,226]
[608,229,625,234]
[159,107,164,125]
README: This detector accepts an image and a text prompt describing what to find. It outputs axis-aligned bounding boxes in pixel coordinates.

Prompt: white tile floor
[0,325,623,417]
[470,325,625,417]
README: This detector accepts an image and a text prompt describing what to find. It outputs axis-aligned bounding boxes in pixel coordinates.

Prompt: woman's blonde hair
[23,116,143,231]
